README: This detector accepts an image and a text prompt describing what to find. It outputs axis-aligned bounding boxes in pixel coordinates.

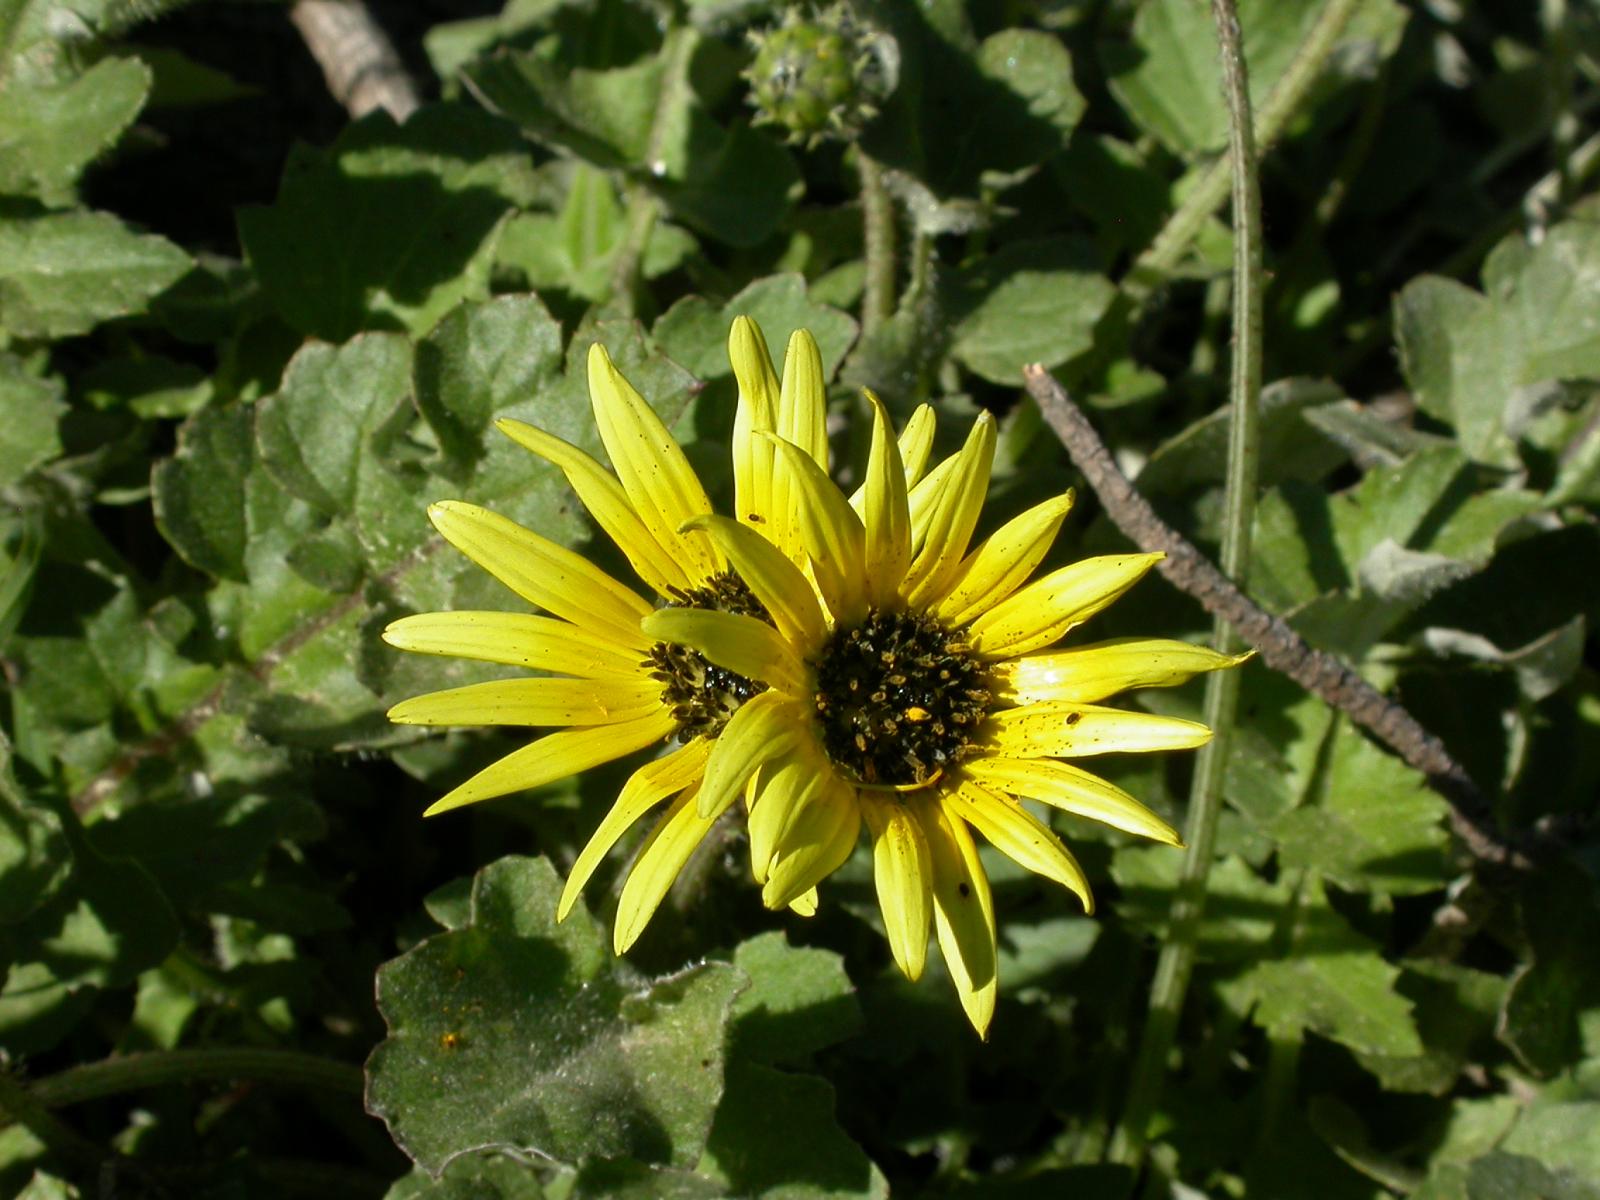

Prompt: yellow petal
[613,784,716,953]
[897,405,937,488]
[861,794,932,981]
[641,607,808,695]
[729,315,780,530]
[695,690,809,819]
[903,413,996,607]
[982,702,1213,758]
[947,779,1093,913]
[925,799,996,1038]
[422,709,676,815]
[967,553,1164,659]
[962,756,1181,846]
[382,611,644,678]
[935,492,1075,626]
[768,329,830,563]
[857,393,912,609]
[559,737,713,921]
[747,749,825,884]
[586,343,722,581]
[778,329,829,468]
[905,455,956,561]
[428,501,652,649]
[761,774,860,911]
[387,677,662,727]
[788,888,819,917]
[995,639,1253,705]
[679,514,827,653]
[494,418,692,596]
[764,434,867,626]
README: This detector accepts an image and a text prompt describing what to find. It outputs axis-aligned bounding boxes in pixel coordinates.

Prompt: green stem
[607,23,694,313]
[859,151,895,337]
[24,1048,364,1111]
[1109,0,1263,1166]
[1124,0,1362,302]
[0,1065,105,1171]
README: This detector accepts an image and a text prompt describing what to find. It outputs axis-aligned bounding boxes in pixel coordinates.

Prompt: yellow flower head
[645,319,1247,1036]
[385,317,1242,1035]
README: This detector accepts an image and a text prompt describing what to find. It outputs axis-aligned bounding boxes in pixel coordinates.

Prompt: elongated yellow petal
[388,677,662,727]
[778,329,829,468]
[422,709,676,815]
[767,330,830,563]
[789,888,819,916]
[903,413,996,606]
[679,514,826,653]
[857,393,912,608]
[982,703,1212,759]
[765,434,867,626]
[962,756,1180,845]
[729,315,780,530]
[695,690,809,819]
[494,418,692,596]
[995,639,1253,705]
[428,501,652,649]
[898,405,936,488]
[747,749,825,884]
[935,492,1075,626]
[861,794,932,980]
[559,737,713,921]
[947,780,1093,913]
[382,611,644,678]
[967,552,1164,659]
[761,774,859,911]
[614,784,716,953]
[586,343,722,581]
[925,799,996,1038]
[641,607,808,694]
[906,454,958,558]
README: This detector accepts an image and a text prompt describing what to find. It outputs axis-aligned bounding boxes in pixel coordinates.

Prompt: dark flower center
[812,607,992,788]
[647,572,770,742]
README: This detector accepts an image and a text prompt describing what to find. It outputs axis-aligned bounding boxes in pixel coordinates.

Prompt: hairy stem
[859,152,895,337]
[1109,0,1263,1164]
[23,1048,363,1112]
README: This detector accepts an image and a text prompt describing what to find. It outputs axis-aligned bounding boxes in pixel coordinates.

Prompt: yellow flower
[645,380,1247,1035]
[383,329,828,952]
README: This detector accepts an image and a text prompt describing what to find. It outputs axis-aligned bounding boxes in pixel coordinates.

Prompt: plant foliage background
[2,0,1598,1197]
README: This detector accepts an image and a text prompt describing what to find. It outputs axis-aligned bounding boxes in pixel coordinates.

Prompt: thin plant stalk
[859,151,895,337]
[1109,0,1264,1165]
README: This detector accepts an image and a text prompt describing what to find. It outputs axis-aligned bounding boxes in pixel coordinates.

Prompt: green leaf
[1137,378,1350,495]
[971,29,1085,164]
[1500,862,1600,1076]
[1466,1153,1600,1200]
[414,294,564,467]
[699,1060,888,1199]
[256,334,413,516]
[0,731,68,926]
[0,209,191,338]
[367,856,744,1174]
[151,404,254,581]
[1500,1102,1600,1187]
[947,238,1114,385]
[1397,220,1600,466]
[1102,0,1405,158]
[466,50,664,169]
[727,932,860,1066]
[237,105,534,341]
[386,1153,550,1199]
[1271,721,1448,897]
[654,274,858,384]
[0,797,179,1055]
[0,355,64,487]
[1228,878,1423,1057]
[653,118,800,249]
[1354,962,1506,1094]
[0,56,151,203]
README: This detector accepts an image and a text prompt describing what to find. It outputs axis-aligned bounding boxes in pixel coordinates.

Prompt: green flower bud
[745,6,892,147]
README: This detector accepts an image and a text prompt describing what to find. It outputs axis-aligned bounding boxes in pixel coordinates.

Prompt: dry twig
[290,0,419,121]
